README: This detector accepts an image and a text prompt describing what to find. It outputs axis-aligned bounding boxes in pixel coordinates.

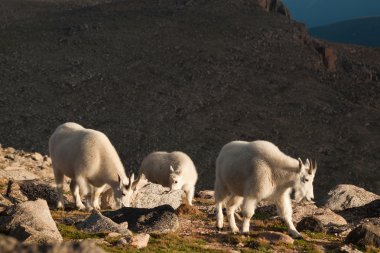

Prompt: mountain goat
[49,122,135,210]
[136,151,198,205]
[214,140,317,238]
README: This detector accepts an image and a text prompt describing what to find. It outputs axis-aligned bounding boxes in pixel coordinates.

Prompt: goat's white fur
[214,140,317,238]
[136,151,198,205]
[49,122,134,210]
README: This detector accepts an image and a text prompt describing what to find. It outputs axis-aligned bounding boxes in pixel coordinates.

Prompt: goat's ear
[129,173,135,190]
[305,158,310,167]
[170,166,174,173]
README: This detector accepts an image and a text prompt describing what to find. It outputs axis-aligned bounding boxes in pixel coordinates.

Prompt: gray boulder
[0,199,62,244]
[293,203,347,227]
[101,182,183,210]
[75,210,131,235]
[345,223,380,248]
[0,234,105,253]
[103,204,179,233]
[324,184,380,211]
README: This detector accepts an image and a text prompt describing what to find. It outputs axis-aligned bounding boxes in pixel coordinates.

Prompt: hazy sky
[283,0,380,27]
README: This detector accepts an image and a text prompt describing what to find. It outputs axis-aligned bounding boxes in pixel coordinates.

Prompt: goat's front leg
[276,191,302,238]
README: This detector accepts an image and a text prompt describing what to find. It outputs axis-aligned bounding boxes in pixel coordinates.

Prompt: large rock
[0,234,105,253]
[131,183,184,209]
[76,210,131,235]
[324,184,380,211]
[101,182,183,210]
[296,216,326,233]
[293,203,347,227]
[0,199,62,244]
[345,223,380,248]
[0,167,39,181]
[103,204,179,233]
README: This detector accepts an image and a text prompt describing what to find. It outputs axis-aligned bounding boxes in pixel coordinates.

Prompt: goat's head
[293,158,317,203]
[169,165,183,191]
[114,173,135,208]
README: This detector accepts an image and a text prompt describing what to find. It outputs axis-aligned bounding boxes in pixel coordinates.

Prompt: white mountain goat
[49,122,135,210]
[135,151,198,205]
[214,140,317,238]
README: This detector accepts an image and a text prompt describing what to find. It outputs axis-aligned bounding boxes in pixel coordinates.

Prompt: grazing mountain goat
[49,122,135,210]
[214,140,317,238]
[136,151,198,205]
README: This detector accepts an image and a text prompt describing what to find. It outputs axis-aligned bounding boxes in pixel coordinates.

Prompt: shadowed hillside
[0,0,379,199]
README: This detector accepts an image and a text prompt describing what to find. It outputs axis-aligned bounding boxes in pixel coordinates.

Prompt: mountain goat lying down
[135,151,198,205]
[49,122,135,210]
[214,140,317,238]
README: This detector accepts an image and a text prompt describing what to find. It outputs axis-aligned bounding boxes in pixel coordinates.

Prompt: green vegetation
[101,233,224,253]
[57,223,105,240]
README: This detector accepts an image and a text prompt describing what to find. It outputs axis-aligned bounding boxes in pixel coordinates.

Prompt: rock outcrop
[0,199,62,244]
[324,184,380,211]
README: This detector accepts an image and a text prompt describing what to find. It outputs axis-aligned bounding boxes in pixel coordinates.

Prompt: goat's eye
[174,181,178,184]
[305,179,309,182]
[122,192,126,196]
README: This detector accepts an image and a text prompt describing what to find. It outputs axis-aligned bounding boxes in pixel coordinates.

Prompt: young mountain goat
[214,140,317,238]
[49,122,135,210]
[136,151,198,205]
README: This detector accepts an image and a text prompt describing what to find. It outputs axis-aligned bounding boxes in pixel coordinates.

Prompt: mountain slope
[309,17,380,47]
[0,0,379,199]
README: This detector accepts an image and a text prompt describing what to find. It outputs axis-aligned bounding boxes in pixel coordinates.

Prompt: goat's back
[49,123,122,181]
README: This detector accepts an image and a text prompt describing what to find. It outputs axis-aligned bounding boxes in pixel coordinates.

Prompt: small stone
[196,190,214,199]
[256,231,294,245]
[31,153,44,162]
[129,233,150,249]
[117,237,128,246]
[107,232,122,238]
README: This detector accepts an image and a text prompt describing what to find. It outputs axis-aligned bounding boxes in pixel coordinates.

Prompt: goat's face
[114,174,135,208]
[168,166,183,191]
[293,159,317,203]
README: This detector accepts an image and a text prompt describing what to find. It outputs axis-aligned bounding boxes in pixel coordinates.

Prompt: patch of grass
[293,239,324,253]
[303,231,341,241]
[101,233,223,253]
[57,223,105,240]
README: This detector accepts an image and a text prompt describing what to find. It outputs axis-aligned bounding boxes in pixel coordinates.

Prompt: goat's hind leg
[70,178,86,210]
[226,194,243,234]
[214,181,229,231]
[241,196,257,234]
[91,185,106,210]
[54,169,65,210]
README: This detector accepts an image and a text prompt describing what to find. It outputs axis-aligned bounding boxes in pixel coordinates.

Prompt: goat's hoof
[76,204,86,211]
[289,231,303,239]
[216,227,224,232]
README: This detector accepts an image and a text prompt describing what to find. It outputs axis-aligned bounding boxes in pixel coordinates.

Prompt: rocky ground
[0,0,379,200]
[1,147,380,252]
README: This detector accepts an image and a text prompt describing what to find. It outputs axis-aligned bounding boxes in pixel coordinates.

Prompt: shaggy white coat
[214,140,316,238]
[137,151,198,205]
[49,122,134,210]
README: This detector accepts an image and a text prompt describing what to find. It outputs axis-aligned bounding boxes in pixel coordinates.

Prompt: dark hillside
[0,0,379,199]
